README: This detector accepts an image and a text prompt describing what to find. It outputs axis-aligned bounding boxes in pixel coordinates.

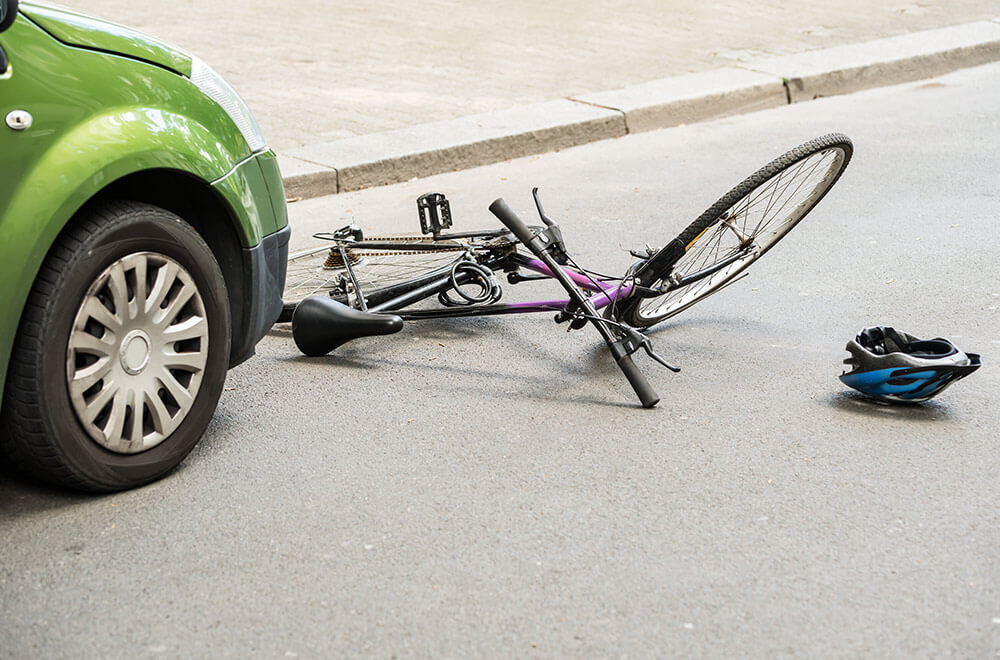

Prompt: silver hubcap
[66,252,209,454]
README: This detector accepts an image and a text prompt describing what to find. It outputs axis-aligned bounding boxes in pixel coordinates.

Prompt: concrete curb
[573,68,788,134]
[747,19,1000,102]
[283,100,623,196]
[280,19,1000,200]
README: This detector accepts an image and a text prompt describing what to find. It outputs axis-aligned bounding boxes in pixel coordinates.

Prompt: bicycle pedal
[417,192,453,236]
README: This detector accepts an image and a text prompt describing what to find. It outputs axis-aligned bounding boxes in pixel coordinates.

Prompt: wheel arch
[1,168,257,408]
[76,170,255,368]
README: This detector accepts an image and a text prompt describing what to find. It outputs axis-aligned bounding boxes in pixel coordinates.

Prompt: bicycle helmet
[839,326,981,403]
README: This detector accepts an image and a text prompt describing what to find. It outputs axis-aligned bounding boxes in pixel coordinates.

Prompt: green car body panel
[0,3,289,408]
[21,1,192,76]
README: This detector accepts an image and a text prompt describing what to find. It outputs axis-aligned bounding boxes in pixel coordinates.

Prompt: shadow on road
[0,459,107,514]
[824,391,952,421]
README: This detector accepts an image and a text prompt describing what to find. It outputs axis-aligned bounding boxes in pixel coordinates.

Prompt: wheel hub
[120,329,151,375]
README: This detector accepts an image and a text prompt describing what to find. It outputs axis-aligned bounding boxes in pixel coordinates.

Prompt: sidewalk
[55,1,1000,196]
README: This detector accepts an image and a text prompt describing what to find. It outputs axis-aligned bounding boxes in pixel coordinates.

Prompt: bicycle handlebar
[488,198,538,247]
[615,353,660,408]
[489,197,660,409]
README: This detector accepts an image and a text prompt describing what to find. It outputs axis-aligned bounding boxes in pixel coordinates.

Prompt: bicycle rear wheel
[280,236,470,321]
[619,133,853,327]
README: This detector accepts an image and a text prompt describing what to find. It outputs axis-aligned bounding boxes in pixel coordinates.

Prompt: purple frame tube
[392,257,633,321]
[502,258,631,314]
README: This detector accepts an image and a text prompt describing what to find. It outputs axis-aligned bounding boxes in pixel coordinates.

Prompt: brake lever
[525,187,569,264]
[532,187,556,227]
[641,343,681,373]
[556,308,681,372]
[621,326,681,373]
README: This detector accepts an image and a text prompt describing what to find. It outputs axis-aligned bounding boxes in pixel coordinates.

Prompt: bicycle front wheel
[620,133,853,327]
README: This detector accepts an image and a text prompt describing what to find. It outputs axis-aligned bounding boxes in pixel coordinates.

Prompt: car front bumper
[214,150,290,367]
[230,223,289,366]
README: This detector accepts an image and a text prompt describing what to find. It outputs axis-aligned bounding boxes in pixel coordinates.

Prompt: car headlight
[190,57,266,153]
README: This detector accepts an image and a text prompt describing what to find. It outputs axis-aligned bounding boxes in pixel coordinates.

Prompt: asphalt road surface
[2,63,998,658]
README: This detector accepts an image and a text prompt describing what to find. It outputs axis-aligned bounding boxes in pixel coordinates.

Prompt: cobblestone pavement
[53,1,999,152]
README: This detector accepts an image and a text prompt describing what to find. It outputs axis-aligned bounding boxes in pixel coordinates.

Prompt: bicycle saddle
[292,297,404,356]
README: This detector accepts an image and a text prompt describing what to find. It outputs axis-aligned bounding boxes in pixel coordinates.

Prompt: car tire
[0,201,231,492]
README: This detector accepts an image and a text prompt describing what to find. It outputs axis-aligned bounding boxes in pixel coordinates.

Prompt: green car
[0,0,288,491]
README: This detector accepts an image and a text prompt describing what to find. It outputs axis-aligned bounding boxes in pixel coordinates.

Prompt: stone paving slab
[54,0,1000,152]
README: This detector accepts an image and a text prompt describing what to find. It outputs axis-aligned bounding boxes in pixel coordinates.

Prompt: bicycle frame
[342,237,748,322]
[294,211,668,407]
[366,252,633,321]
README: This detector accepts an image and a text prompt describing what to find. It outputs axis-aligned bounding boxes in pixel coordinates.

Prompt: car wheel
[0,201,231,492]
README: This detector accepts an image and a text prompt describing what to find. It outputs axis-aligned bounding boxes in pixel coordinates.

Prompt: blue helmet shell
[839,326,980,404]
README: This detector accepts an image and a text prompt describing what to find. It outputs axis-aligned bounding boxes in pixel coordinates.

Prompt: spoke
[759,160,799,223]
[70,330,115,358]
[153,279,197,327]
[764,162,816,224]
[730,165,786,221]
[122,255,147,322]
[736,159,803,231]
[732,167,786,239]
[162,348,208,372]
[81,296,122,333]
[128,393,148,448]
[145,260,180,315]
[163,315,208,342]
[156,369,194,409]
[685,227,728,274]
[132,255,148,317]
[288,245,334,262]
[751,154,828,237]
[144,390,173,437]
[70,356,114,394]
[286,282,332,299]
[106,261,129,321]
[81,379,119,424]
[103,387,129,448]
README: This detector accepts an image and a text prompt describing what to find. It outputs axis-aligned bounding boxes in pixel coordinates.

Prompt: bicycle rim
[628,134,852,326]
